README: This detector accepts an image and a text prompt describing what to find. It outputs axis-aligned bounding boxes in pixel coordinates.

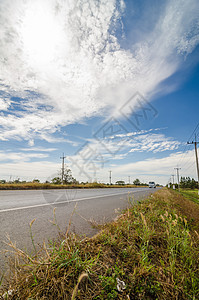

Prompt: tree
[115,180,125,185]
[51,177,62,185]
[33,179,40,183]
[63,168,75,184]
[180,177,197,189]
[133,178,141,186]
[51,168,77,185]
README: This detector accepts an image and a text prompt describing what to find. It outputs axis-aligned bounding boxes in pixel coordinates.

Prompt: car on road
[149,181,156,188]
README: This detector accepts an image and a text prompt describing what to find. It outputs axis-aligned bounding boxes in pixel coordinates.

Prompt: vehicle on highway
[149,181,156,188]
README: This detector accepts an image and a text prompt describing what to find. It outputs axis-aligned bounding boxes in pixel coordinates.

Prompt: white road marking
[0,190,145,213]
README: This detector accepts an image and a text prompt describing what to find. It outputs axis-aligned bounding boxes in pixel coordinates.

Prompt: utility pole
[109,170,112,185]
[187,134,199,195]
[171,175,175,185]
[174,167,181,190]
[60,153,66,184]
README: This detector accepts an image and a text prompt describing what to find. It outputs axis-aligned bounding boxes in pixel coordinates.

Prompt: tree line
[168,177,198,189]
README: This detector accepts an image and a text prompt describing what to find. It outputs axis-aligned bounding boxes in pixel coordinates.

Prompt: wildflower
[160,215,165,222]
[3,290,14,299]
[29,218,36,227]
[184,218,187,226]
[116,278,126,292]
[194,230,199,239]
[174,214,178,220]
[140,212,147,227]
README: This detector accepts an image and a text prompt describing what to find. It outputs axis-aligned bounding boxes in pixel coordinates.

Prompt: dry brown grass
[0,183,146,190]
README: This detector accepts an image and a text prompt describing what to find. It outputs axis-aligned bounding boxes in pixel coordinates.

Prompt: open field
[1,188,199,299]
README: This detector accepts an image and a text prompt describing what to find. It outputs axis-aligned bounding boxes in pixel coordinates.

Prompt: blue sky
[0,0,199,185]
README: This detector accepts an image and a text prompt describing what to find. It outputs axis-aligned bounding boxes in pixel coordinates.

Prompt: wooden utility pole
[109,170,112,185]
[187,134,199,195]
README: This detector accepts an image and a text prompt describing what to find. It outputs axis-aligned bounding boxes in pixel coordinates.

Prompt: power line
[181,161,196,174]
[187,134,199,194]
[187,123,199,142]
[177,144,193,168]
[179,151,194,170]
[176,123,199,168]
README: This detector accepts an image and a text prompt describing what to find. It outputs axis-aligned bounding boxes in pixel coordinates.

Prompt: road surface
[0,187,157,274]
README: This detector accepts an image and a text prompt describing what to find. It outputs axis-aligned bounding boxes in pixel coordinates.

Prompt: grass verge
[0,183,147,190]
[179,189,199,205]
[0,188,199,299]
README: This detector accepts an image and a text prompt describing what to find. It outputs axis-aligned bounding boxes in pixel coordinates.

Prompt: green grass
[1,188,199,299]
[179,189,199,204]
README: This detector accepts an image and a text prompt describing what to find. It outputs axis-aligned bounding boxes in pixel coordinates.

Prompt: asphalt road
[0,187,157,274]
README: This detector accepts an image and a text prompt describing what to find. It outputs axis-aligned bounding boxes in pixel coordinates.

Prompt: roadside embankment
[1,188,199,299]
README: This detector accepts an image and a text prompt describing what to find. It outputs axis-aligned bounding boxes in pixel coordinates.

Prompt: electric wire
[168,123,199,183]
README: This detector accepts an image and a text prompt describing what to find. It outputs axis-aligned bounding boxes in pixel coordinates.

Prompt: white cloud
[0,98,11,110]
[93,149,196,185]
[86,129,181,156]
[28,139,34,147]
[0,148,196,185]
[20,147,57,152]
[128,133,181,153]
[64,129,182,183]
[0,0,198,143]
[108,150,196,184]
[0,151,49,162]
[0,161,59,181]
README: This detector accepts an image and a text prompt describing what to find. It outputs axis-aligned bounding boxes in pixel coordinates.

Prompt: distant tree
[63,168,75,184]
[51,177,62,185]
[0,179,6,184]
[51,168,77,185]
[180,177,197,189]
[33,179,40,183]
[115,180,125,185]
[14,178,20,184]
[133,178,141,186]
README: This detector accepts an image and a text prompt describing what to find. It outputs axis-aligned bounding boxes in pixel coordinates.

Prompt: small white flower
[3,289,14,299]
[116,278,126,292]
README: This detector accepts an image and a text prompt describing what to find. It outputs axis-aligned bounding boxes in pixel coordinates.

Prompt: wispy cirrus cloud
[0,0,199,143]
[20,147,57,152]
[128,133,181,153]
[92,128,181,156]
[65,129,181,182]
